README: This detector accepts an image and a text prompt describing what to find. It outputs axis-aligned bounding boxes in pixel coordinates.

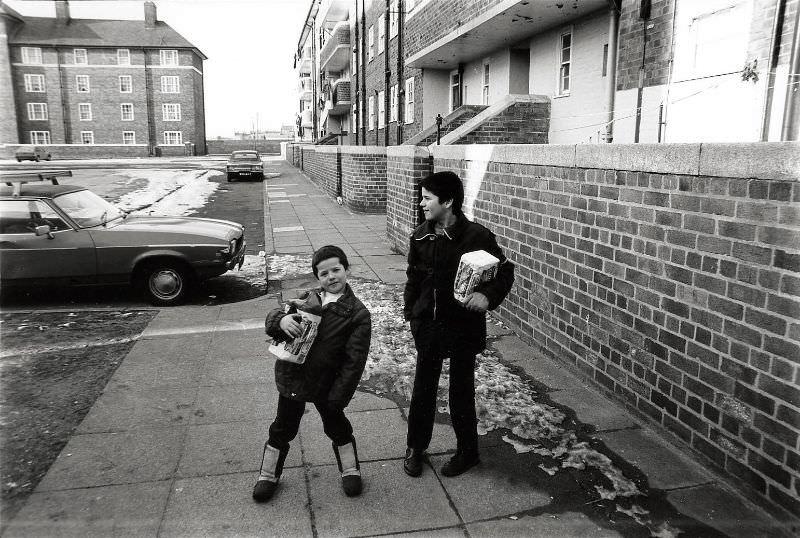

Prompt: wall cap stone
[575,143,702,175]
[699,142,800,181]
[387,145,431,159]
[314,145,339,154]
[339,145,388,156]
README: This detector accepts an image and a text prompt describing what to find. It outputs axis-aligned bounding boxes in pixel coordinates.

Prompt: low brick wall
[311,146,340,198]
[387,142,800,516]
[206,139,285,155]
[1,144,150,160]
[340,146,387,214]
[387,145,432,250]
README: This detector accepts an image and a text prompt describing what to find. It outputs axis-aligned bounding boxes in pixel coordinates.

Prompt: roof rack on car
[0,170,72,197]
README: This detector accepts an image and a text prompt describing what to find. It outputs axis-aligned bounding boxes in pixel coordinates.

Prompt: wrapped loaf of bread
[268,309,322,364]
[453,250,499,303]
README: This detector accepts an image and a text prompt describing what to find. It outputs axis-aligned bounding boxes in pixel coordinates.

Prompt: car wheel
[16,158,21,162]
[34,156,40,162]
[227,173,235,182]
[138,261,193,306]
[46,154,52,161]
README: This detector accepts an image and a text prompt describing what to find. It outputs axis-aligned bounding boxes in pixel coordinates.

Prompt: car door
[0,199,97,284]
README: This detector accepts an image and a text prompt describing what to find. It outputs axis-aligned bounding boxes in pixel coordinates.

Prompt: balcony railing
[299,76,312,101]
[300,109,313,128]
[299,56,312,75]
[329,79,351,116]
[319,21,350,73]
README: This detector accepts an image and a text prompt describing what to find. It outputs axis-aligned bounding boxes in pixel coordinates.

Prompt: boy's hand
[279,314,302,338]
[463,292,489,313]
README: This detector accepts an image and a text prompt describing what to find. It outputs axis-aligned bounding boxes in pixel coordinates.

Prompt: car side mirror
[34,224,53,238]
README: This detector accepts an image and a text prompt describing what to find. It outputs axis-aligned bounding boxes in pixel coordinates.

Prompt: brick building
[297,0,800,145]
[0,0,207,155]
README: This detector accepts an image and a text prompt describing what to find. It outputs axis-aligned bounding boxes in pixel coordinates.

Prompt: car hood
[108,215,243,240]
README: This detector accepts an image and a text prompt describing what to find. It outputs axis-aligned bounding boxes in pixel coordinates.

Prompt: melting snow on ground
[113,169,219,216]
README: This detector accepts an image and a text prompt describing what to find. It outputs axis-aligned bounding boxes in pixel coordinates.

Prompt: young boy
[253,245,372,502]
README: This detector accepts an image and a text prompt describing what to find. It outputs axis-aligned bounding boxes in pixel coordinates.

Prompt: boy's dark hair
[420,171,464,216]
[311,245,349,277]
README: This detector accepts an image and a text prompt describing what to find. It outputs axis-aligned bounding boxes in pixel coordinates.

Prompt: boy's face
[315,256,348,294]
[420,187,452,223]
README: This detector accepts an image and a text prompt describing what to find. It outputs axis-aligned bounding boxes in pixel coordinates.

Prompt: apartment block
[0,0,207,154]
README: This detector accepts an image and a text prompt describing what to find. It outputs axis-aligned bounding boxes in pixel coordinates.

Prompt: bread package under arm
[453,250,500,303]
[268,309,322,364]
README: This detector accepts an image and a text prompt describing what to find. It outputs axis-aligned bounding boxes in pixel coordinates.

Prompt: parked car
[15,145,51,162]
[0,170,247,306]
[226,150,264,181]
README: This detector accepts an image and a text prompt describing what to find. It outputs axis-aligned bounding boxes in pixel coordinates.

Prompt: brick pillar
[386,145,432,254]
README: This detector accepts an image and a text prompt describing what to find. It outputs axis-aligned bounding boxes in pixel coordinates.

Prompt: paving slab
[160,470,312,538]
[308,461,460,537]
[595,428,712,490]
[3,480,171,538]
[36,428,185,491]
[217,297,279,320]
[176,420,302,478]
[466,511,624,538]
[547,387,638,432]
[108,354,206,390]
[666,483,795,538]
[77,386,197,433]
[200,355,274,386]
[376,527,467,538]
[124,335,213,361]
[191,383,276,425]
[347,390,399,412]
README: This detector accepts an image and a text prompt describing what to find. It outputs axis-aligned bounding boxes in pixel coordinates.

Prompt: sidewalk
[4,158,794,538]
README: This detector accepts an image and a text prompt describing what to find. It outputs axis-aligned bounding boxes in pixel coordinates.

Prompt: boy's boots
[252,443,288,502]
[332,438,362,497]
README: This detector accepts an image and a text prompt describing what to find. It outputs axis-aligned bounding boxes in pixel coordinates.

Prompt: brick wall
[340,146,387,213]
[387,142,800,516]
[386,145,431,249]
[206,139,285,155]
[616,0,674,91]
[448,100,550,145]
[1,143,149,159]
[311,146,341,198]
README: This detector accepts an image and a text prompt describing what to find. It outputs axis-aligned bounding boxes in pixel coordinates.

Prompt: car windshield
[53,189,125,228]
[232,153,258,160]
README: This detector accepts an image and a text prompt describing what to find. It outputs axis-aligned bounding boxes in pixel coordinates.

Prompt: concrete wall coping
[314,145,339,154]
[387,145,432,159]
[338,145,388,156]
[433,142,800,180]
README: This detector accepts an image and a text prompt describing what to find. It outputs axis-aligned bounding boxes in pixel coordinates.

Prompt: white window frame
[21,47,42,65]
[378,14,385,54]
[405,77,415,124]
[163,131,183,145]
[449,70,461,112]
[120,103,134,121]
[80,131,94,144]
[160,49,178,66]
[27,103,47,120]
[482,61,490,105]
[352,103,358,131]
[368,25,375,61]
[78,103,92,121]
[122,131,136,144]
[378,90,386,129]
[558,28,572,96]
[160,76,180,93]
[390,0,398,38]
[368,95,375,130]
[76,75,90,93]
[30,131,50,144]
[74,48,88,65]
[390,84,398,123]
[117,48,130,66]
[162,103,181,121]
[24,74,45,92]
[119,75,132,93]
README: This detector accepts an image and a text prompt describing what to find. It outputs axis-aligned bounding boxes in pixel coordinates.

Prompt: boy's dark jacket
[404,214,514,354]
[265,284,371,405]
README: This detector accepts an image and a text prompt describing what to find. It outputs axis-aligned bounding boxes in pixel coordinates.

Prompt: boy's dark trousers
[268,394,353,451]
[406,321,479,454]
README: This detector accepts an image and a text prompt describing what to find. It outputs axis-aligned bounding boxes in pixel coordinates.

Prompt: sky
[6,0,311,138]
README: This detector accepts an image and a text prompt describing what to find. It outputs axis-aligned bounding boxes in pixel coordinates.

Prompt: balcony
[299,56,312,75]
[299,76,312,101]
[406,0,606,69]
[319,21,350,73]
[300,109,312,128]
[318,0,349,23]
[329,78,351,116]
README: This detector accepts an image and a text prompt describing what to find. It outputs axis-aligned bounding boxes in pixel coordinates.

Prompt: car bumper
[225,238,246,270]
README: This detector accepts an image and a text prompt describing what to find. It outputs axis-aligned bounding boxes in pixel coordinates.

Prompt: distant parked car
[15,145,51,162]
[0,170,247,306]
[226,150,263,182]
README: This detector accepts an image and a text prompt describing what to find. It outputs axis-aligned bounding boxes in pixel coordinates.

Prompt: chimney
[144,1,157,29]
[55,0,71,25]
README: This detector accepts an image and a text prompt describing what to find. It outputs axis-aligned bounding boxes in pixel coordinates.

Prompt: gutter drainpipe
[780,3,800,140]
[605,1,619,143]
[761,0,787,141]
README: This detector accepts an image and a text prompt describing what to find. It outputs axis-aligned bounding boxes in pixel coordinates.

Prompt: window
[76,75,90,93]
[74,48,88,65]
[378,90,385,129]
[450,71,461,111]
[78,103,92,121]
[405,77,415,123]
[24,74,45,92]
[27,103,47,120]
[352,103,357,131]
[162,103,181,121]
[163,131,183,145]
[602,44,608,77]
[30,131,50,144]
[0,200,68,235]
[160,49,178,66]
[80,131,94,144]
[390,0,398,38]
[118,75,132,93]
[21,47,42,65]
[378,14,385,54]
[558,29,572,95]
[482,62,490,105]
[368,95,375,130]
[390,84,398,123]
[123,131,136,144]
[120,103,134,121]
[161,76,180,93]
[368,25,374,61]
[117,48,130,65]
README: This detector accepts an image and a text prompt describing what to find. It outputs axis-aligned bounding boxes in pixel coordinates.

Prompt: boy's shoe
[403,448,424,477]
[252,479,279,502]
[252,443,288,503]
[441,451,480,477]
[333,438,362,497]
